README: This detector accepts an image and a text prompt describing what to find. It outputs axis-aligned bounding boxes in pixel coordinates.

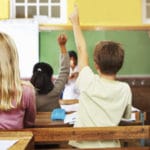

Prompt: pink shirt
[0,84,36,129]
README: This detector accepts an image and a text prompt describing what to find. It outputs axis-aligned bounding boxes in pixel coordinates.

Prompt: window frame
[142,0,150,24]
[10,0,67,24]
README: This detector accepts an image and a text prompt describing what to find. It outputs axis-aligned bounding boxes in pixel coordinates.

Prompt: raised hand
[69,4,80,25]
[69,4,88,71]
[57,34,67,46]
[57,34,67,54]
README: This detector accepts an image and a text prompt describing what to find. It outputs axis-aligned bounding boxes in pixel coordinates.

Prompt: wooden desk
[132,86,150,124]
[35,112,72,128]
[35,112,142,129]
[0,131,34,150]
[117,77,150,124]
[132,87,150,112]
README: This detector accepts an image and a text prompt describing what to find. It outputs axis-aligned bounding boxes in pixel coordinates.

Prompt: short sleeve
[76,66,94,91]
[122,85,132,119]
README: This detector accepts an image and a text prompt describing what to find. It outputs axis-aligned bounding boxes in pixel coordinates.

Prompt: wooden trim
[59,99,79,105]
[24,125,150,142]
[2,126,150,149]
[40,25,150,31]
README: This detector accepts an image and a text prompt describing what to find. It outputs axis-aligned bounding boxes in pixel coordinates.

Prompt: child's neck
[100,73,116,81]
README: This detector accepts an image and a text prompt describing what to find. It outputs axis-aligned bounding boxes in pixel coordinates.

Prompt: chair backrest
[59,99,79,105]
[59,99,79,113]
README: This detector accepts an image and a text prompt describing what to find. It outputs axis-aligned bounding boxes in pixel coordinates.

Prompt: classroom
[1,0,150,77]
[0,0,150,149]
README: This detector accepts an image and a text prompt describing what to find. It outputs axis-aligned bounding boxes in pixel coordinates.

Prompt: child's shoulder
[21,80,35,92]
[117,80,131,90]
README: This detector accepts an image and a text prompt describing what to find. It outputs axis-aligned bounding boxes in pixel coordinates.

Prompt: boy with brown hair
[69,5,132,148]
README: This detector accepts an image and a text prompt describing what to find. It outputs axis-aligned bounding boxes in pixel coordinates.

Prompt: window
[142,0,150,24]
[10,0,67,24]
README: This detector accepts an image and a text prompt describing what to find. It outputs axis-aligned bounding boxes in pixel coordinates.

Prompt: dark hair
[30,62,54,94]
[68,50,78,65]
[94,41,124,75]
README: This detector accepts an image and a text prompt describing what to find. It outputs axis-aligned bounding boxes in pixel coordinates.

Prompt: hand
[69,72,79,80]
[69,4,80,25]
[57,34,67,46]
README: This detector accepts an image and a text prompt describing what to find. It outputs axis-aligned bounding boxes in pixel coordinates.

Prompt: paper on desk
[60,103,79,112]
[64,112,77,124]
[0,140,18,150]
[129,113,136,121]
[132,106,140,112]
[129,106,140,120]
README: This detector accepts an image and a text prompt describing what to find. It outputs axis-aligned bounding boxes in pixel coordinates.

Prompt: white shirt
[69,66,132,148]
[62,66,80,99]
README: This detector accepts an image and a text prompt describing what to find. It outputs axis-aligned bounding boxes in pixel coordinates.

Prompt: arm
[53,34,70,93]
[22,83,36,128]
[69,5,88,71]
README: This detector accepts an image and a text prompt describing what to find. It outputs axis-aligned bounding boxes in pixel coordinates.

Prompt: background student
[69,5,132,148]
[0,32,36,129]
[30,34,70,112]
[62,50,80,100]
[60,50,80,113]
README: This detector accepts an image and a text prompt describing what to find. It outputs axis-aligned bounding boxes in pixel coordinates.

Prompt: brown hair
[94,41,124,75]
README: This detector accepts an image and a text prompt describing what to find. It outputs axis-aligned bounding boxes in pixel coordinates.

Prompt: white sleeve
[122,86,132,119]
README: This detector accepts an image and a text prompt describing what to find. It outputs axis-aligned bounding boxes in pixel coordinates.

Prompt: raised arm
[53,34,70,94]
[69,5,88,71]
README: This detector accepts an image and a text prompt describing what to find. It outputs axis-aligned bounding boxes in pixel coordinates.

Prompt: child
[0,32,36,129]
[69,5,132,148]
[62,50,80,100]
[31,34,70,112]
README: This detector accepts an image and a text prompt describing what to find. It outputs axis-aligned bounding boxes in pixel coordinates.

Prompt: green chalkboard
[39,30,150,76]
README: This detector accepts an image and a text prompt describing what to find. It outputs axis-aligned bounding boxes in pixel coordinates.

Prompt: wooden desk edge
[0,131,34,150]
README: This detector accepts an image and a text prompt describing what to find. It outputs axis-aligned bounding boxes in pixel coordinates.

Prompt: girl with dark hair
[31,34,70,112]
[31,62,54,95]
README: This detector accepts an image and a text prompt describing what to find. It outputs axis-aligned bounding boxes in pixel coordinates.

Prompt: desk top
[35,112,72,128]
[0,131,33,150]
[35,111,143,128]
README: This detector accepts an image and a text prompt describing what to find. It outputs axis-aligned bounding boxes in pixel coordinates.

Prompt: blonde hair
[0,32,22,111]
